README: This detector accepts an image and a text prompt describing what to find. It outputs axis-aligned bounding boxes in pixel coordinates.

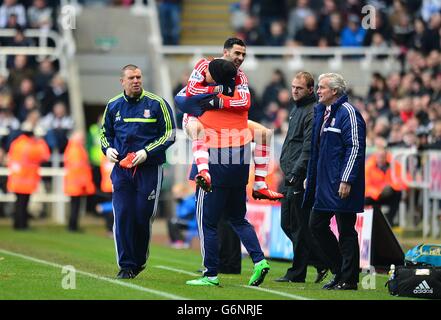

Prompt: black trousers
[309,210,360,284]
[14,193,30,230]
[69,196,82,231]
[218,211,241,274]
[281,191,328,281]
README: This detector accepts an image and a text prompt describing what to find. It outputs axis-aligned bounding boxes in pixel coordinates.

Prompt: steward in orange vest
[7,128,50,229]
[63,131,96,231]
[365,148,408,226]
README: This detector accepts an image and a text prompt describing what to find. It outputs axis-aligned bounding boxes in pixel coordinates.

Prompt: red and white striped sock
[254,144,269,190]
[192,139,209,174]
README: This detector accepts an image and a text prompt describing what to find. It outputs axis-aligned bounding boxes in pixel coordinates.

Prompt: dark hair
[223,37,246,50]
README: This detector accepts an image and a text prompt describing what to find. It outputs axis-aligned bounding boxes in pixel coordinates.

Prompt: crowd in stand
[1,0,440,230]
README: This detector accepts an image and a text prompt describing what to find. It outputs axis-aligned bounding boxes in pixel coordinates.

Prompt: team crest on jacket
[144,109,151,118]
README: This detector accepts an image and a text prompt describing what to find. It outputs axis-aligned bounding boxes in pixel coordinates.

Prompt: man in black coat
[275,71,328,283]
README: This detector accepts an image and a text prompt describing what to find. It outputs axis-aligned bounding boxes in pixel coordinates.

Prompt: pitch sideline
[154,265,313,300]
[0,248,190,300]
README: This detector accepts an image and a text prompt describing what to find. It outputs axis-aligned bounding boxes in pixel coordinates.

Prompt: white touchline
[155,265,200,276]
[0,249,189,300]
[154,265,312,300]
[242,285,313,300]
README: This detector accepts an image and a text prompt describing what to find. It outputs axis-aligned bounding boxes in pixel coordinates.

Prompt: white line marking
[155,265,200,276]
[0,249,189,300]
[154,264,313,300]
[241,285,313,300]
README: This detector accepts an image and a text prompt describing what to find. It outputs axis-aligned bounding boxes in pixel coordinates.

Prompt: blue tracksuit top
[100,89,176,165]
[304,95,366,213]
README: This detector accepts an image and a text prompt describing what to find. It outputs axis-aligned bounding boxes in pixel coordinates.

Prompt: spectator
[14,77,36,118]
[34,58,56,97]
[420,0,441,23]
[365,143,408,226]
[63,130,96,232]
[0,96,20,149]
[292,14,321,47]
[0,0,26,28]
[167,182,197,249]
[265,20,287,46]
[286,0,314,40]
[7,55,35,95]
[340,14,366,47]
[318,0,339,32]
[6,26,35,69]
[421,12,441,54]
[27,0,53,30]
[40,101,74,152]
[41,73,70,116]
[261,69,287,109]
[157,0,182,45]
[363,10,392,46]
[425,119,441,149]
[237,14,265,46]
[6,109,50,230]
[256,0,288,39]
[324,12,343,46]
[230,0,251,32]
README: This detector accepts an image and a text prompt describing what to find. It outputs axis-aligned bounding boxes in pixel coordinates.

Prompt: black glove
[285,173,304,191]
[199,95,223,110]
[285,174,297,186]
[220,79,235,97]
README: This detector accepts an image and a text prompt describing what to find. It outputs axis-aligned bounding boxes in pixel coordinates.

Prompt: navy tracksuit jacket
[175,91,265,277]
[101,90,175,271]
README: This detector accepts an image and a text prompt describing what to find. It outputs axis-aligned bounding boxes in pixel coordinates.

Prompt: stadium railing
[391,149,441,238]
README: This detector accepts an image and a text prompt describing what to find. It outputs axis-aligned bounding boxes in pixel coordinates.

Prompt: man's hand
[199,95,223,110]
[132,149,147,166]
[106,148,119,163]
[221,79,235,97]
[338,182,351,199]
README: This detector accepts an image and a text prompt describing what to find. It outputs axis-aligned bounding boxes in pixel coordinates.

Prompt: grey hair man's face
[317,78,336,105]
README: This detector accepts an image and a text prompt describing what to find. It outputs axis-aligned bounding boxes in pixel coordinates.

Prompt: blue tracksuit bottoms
[196,186,265,277]
[111,164,163,271]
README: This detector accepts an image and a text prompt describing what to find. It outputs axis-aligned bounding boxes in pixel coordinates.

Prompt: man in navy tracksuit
[174,62,270,287]
[101,64,176,279]
[304,73,366,290]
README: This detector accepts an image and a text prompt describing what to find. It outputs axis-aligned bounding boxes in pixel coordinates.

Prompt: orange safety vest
[63,138,96,196]
[7,134,51,194]
[100,154,114,193]
[365,152,408,200]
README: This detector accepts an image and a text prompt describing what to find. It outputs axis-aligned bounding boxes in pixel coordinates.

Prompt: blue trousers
[196,186,265,277]
[111,164,163,271]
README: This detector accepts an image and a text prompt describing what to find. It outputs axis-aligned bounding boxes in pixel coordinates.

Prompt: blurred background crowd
[0,0,440,241]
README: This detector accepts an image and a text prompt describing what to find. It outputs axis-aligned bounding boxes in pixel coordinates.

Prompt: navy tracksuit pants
[196,186,265,277]
[111,164,163,271]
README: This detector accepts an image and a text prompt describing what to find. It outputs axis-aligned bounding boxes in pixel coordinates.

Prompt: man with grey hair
[304,73,366,290]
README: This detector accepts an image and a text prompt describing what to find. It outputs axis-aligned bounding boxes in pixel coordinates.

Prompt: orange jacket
[64,138,96,196]
[7,134,51,194]
[198,90,252,149]
[100,154,113,193]
[365,152,408,200]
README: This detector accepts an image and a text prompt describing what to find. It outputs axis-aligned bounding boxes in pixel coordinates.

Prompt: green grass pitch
[0,225,415,300]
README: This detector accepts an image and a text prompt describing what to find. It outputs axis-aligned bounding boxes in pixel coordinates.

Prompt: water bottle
[388,264,395,280]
